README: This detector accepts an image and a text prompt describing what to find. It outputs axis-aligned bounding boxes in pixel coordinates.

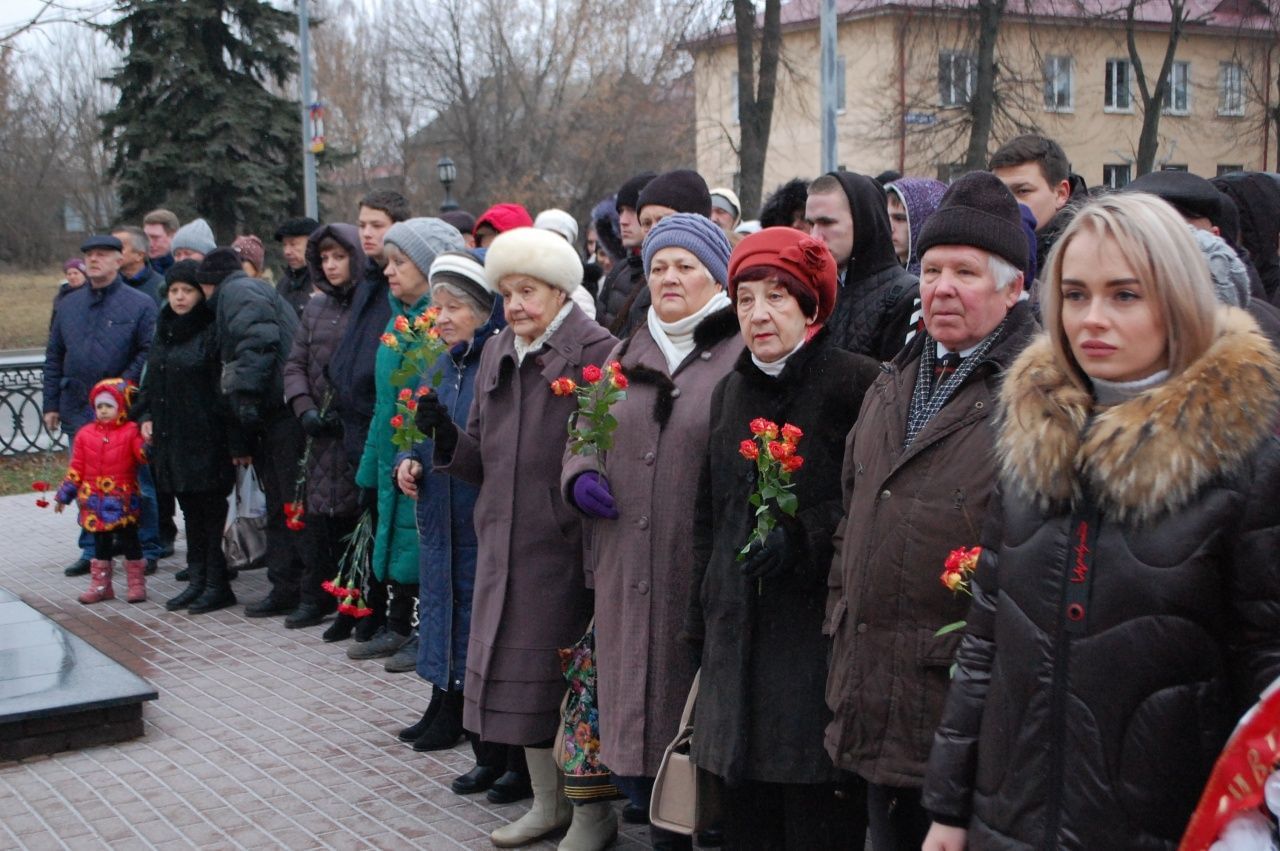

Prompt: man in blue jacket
[44,234,162,577]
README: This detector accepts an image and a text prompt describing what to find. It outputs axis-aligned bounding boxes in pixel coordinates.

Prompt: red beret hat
[727,227,838,323]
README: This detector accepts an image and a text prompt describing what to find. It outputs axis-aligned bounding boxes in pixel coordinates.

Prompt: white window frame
[1105,58,1132,113]
[1102,164,1131,190]
[1218,62,1245,116]
[939,51,974,109]
[1162,61,1190,116]
[1043,55,1074,112]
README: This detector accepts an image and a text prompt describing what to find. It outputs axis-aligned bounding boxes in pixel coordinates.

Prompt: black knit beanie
[274,216,320,241]
[616,172,657,213]
[195,247,243,286]
[916,171,1028,270]
[164,259,201,290]
[637,169,712,217]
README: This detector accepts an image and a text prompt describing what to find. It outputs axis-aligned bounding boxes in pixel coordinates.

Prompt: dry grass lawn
[0,268,62,350]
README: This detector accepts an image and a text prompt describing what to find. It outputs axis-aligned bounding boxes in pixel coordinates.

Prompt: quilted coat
[559,307,743,777]
[43,276,157,435]
[355,290,430,584]
[283,224,365,517]
[685,328,880,785]
[406,311,503,691]
[210,271,298,422]
[133,301,235,494]
[436,304,617,745]
[922,307,1280,850]
[54,379,148,532]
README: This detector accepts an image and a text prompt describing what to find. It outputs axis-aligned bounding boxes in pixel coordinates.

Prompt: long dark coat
[823,301,1036,787]
[923,308,1280,849]
[560,307,742,777]
[437,304,617,745]
[686,328,879,785]
[282,224,365,517]
[134,302,235,494]
[407,311,503,691]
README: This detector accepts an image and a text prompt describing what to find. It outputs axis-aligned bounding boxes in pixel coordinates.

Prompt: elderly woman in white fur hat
[415,226,619,849]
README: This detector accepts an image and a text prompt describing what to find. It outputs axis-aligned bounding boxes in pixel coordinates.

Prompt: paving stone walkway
[0,492,650,850]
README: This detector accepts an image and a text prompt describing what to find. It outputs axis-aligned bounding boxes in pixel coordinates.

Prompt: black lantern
[437,156,459,212]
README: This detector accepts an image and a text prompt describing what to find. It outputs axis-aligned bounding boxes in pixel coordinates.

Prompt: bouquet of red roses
[738,418,804,562]
[381,307,450,451]
[551,362,628,465]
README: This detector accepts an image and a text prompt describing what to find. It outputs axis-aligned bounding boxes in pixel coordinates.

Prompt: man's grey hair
[988,253,1023,292]
[111,225,148,254]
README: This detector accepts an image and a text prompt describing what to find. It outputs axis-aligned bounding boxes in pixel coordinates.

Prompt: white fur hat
[483,226,582,295]
[534,209,579,245]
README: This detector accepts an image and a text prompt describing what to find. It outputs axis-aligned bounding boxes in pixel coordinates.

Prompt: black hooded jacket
[1034,173,1089,277]
[1212,171,1280,303]
[328,257,392,467]
[825,171,919,361]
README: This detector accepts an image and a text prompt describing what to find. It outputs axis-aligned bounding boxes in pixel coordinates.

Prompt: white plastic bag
[223,464,268,569]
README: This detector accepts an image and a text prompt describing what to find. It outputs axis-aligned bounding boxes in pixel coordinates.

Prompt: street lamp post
[437,156,459,212]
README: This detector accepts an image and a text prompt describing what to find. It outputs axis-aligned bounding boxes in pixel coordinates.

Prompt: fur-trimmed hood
[997,306,1280,524]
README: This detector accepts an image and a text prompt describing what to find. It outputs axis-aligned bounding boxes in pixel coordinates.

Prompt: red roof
[692,0,1271,45]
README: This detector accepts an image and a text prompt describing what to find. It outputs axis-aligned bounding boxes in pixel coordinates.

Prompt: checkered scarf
[903,318,1008,447]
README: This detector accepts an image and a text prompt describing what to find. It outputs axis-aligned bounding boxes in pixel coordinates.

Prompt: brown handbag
[649,670,723,834]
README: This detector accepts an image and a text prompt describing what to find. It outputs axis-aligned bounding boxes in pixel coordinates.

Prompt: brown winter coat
[560,307,742,777]
[437,304,617,745]
[823,300,1036,787]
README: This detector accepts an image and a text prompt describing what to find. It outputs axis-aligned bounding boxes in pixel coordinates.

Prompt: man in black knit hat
[595,171,656,330]
[274,216,319,317]
[825,171,1039,850]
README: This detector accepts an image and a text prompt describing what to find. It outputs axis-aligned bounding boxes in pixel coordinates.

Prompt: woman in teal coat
[347,218,465,662]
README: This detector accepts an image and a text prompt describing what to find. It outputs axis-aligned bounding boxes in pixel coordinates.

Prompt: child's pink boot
[79,559,115,604]
[124,559,147,603]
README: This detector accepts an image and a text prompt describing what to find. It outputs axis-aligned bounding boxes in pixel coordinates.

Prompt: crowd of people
[40,132,1280,851]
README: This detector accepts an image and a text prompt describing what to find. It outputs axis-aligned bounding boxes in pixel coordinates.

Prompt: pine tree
[101,0,302,242]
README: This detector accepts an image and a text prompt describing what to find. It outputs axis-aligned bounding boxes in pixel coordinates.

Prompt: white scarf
[514,301,574,365]
[752,336,807,377]
[646,291,731,373]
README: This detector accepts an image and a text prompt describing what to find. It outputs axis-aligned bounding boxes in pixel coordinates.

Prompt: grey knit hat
[429,250,495,318]
[171,218,216,256]
[642,212,732,285]
[383,217,465,277]
[1192,227,1251,308]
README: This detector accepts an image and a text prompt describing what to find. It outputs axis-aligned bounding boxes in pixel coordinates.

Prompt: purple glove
[572,471,619,519]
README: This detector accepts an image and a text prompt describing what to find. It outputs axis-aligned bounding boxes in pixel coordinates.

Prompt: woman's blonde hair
[1041,192,1219,389]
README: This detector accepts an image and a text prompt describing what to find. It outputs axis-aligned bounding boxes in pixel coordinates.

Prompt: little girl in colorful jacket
[54,378,151,604]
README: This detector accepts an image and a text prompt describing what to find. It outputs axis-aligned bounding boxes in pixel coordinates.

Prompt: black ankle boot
[412,690,464,751]
[166,560,207,611]
[398,687,444,741]
[189,557,235,614]
[323,613,356,642]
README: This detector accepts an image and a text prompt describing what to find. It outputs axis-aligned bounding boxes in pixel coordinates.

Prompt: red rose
[416,386,432,397]
[583,364,603,383]
[550,378,578,396]
[739,439,759,460]
[610,373,628,390]
[749,417,773,436]
[781,455,804,473]
[405,399,418,412]
[390,414,404,428]
[780,424,803,445]
[608,361,623,375]
[767,440,791,461]
[398,388,412,401]
[394,315,410,333]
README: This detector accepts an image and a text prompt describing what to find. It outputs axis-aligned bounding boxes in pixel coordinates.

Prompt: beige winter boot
[557,801,618,851]
[490,746,572,847]
[79,559,115,604]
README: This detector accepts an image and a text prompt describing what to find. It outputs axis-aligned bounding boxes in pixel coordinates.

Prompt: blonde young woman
[922,193,1280,850]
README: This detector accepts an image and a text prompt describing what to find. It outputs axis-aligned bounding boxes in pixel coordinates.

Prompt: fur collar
[997,307,1280,524]
[618,307,740,428]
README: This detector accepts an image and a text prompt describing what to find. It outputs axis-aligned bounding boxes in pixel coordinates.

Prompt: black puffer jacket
[825,171,918,361]
[685,328,880,785]
[134,302,236,493]
[596,252,646,333]
[209,270,298,427]
[922,309,1280,850]
[281,224,363,517]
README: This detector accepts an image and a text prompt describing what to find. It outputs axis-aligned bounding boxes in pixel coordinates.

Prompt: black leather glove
[299,409,326,438]
[321,410,344,437]
[357,487,375,512]
[414,390,458,455]
[740,524,797,581]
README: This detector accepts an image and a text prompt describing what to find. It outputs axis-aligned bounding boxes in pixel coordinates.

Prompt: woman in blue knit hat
[560,213,743,850]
